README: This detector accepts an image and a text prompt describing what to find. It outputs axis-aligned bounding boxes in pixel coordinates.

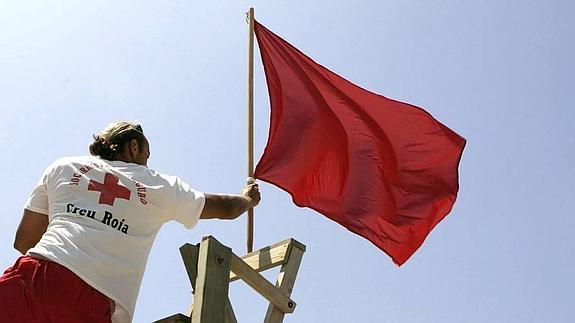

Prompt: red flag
[253,21,466,266]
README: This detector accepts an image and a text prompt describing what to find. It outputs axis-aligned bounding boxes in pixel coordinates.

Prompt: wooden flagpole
[247,7,255,253]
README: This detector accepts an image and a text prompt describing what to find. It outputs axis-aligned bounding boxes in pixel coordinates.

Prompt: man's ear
[130,139,140,154]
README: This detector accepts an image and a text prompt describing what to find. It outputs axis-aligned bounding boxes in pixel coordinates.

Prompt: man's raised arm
[200,182,261,220]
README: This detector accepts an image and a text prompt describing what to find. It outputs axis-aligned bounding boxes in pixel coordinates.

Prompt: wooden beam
[230,238,306,282]
[264,243,305,323]
[180,243,200,291]
[229,252,296,314]
[224,301,238,323]
[180,242,237,322]
[179,243,200,317]
[191,236,232,323]
[153,313,191,323]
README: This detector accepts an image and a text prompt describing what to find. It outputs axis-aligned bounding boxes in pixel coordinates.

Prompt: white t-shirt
[25,156,205,323]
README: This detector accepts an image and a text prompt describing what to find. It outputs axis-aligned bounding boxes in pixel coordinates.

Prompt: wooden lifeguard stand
[154,236,306,323]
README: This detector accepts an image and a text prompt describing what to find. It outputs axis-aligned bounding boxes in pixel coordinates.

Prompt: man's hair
[89,121,146,160]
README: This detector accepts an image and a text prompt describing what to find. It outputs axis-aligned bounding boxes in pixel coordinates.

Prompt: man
[0,121,260,323]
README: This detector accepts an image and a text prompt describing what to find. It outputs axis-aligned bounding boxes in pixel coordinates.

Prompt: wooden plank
[264,243,306,323]
[179,244,200,317]
[180,243,200,291]
[153,313,191,323]
[180,242,238,322]
[224,300,238,323]
[229,252,296,314]
[191,236,232,323]
[230,238,305,282]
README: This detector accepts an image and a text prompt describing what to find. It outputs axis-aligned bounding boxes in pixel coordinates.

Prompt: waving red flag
[253,21,466,265]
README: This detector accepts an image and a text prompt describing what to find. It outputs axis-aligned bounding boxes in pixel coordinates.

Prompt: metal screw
[215,255,224,265]
[288,301,294,308]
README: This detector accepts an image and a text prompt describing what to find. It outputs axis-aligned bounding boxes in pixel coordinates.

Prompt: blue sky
[1,1,574,322]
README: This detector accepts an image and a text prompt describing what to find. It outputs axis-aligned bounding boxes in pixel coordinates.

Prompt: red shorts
[0,256,112,323]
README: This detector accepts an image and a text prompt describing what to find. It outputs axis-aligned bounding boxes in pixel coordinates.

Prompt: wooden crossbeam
[264,244,305,322]
[229,238,304,282]
[230,253,295,314]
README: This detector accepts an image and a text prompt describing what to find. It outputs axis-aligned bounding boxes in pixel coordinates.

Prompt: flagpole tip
[246,7,255,23]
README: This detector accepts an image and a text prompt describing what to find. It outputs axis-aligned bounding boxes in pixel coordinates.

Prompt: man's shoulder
[54,155,98,164]
[50,155,103,167]
[145,168,179,185]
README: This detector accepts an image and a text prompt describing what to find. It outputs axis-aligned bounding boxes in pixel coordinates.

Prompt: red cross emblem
[88,173,131,206]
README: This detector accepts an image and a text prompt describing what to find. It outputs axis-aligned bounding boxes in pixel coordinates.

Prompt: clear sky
[1,1,574,322]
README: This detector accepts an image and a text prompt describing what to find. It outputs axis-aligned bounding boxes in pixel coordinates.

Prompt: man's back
[27,155,205,322]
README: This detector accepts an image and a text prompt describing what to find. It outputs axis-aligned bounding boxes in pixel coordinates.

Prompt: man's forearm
[200,182,260,220]
[201,193,254,220]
